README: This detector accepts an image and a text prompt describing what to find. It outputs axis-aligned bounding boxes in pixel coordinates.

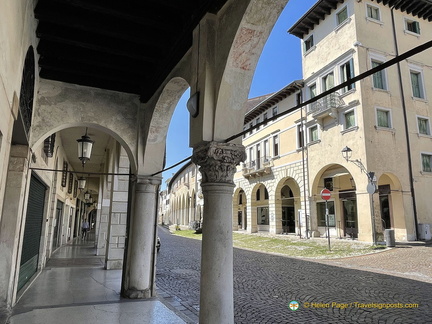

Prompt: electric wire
[155,40,432,176]
[31,40,432,179]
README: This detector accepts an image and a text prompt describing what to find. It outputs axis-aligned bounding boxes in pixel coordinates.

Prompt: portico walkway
[2,234,189,324]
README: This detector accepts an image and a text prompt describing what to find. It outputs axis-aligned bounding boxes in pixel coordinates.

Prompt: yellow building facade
[233,0,432,243]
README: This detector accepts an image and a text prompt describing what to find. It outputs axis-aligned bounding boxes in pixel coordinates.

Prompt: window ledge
[366,17,383,26]
[404,30,420,38]
[335,17,351,32]
[339,88,356,98]
[420,171,432,176]
[374,126,395,133]
[341,126,359,135]
[412,96,428,103]
[303,45,316,57]
[307,139,321,147]
[372,87,390,94]
[418,133,432,139]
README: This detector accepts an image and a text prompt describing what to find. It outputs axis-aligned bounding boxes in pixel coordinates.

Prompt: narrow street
[156,226,432,324]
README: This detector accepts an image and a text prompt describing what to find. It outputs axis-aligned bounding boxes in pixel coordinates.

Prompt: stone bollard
[384,229,395,247]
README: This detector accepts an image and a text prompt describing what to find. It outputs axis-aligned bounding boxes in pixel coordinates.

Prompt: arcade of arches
[0,1,289,323]
[233,163,406,243]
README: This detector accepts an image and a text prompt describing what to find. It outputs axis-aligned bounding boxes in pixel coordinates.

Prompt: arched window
[19,47,36,136]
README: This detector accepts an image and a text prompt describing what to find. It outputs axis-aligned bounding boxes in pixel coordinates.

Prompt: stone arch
[188,0,289,146]
[232,187,247,231]
[143,77,190,174]
[30,123,137,174]
[32,80,139,173]
[377,173,407,240]
[274,177,301,235]
[250,183,270,233]
[212,0,288,142]
[311,164,361,239]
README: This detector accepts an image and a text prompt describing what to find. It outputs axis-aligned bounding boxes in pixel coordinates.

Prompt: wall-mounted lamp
[187,92,199,118]
[341,146,377,245]
[341,146,352,162]
[341,146,375,183]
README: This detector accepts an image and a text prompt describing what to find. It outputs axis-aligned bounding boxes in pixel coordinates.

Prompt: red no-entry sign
[320,188,331,200]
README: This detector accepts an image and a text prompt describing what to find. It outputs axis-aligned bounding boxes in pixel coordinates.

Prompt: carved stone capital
[134,175,161,193]
[192,141,246,184]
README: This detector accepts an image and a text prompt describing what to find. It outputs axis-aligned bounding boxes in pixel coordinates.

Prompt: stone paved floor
[156,227,432,324]
[1,237,188,324]
[314,242,432,284]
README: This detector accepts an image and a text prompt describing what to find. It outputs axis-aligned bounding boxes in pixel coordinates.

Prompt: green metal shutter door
[18,175,46,291]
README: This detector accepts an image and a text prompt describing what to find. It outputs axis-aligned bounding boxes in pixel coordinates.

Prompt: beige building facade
[234,0,432,243]
[163,162,203,229]
[1,1,296,322]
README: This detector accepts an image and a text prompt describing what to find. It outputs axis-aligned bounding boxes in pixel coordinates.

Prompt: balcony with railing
[242,157,273,178]
[308,93,344,120]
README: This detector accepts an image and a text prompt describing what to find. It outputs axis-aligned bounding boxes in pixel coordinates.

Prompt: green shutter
[18,175,46,291]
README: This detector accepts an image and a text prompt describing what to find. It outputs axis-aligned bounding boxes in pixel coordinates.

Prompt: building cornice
[244,80,303,123]
[288,0,432,39]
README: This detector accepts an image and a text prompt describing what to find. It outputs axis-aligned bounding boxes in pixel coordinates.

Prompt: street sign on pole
[320,188,331,200]
[320,189,331,251]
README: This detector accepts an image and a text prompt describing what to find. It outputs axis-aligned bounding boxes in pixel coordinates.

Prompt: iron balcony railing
[242,156,273,177]
[308,92,344,115]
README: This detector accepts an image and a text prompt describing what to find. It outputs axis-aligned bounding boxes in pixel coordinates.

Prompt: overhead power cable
[154,40,432,177]
[31,40,432,179]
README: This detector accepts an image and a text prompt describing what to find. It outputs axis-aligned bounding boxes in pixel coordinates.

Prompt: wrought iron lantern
[77,128,94,167]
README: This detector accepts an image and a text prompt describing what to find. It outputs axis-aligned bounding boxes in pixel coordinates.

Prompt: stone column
[0,145,30,308]
[192,141,245,324]
[123,176,161,298]
[105,149,129,269]
[96,175,111,256]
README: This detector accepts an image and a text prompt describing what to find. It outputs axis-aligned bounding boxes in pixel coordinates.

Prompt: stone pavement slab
[9,300,185,324]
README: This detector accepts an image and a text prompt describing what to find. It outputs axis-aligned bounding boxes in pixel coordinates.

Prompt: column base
[123,288,152,299]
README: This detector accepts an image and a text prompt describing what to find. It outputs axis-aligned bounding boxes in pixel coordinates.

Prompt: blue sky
[162,0,317,189]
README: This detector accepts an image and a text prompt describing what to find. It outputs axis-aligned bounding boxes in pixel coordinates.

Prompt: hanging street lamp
[77,128,95,167]
[78,176,86,190]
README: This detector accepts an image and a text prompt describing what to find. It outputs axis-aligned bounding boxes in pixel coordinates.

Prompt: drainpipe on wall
[390,6,419,240]
[300,92,310,239]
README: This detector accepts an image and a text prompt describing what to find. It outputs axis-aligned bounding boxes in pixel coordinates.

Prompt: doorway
[282,207,295,233]
[379,185,391,230]
[53,200,63,249]
[342,199,358,238]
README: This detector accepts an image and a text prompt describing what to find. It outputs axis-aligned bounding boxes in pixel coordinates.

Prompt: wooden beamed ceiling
[34,0,229,102]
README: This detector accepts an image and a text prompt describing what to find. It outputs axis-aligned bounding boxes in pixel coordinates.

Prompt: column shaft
[200,182,235,324]
[123,176,160,298]
[192,141,245,324]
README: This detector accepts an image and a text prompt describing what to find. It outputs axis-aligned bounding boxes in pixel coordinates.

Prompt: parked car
[156,236,161,252]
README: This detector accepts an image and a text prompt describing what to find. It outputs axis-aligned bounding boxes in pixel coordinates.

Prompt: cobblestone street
[156,227,432,323]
